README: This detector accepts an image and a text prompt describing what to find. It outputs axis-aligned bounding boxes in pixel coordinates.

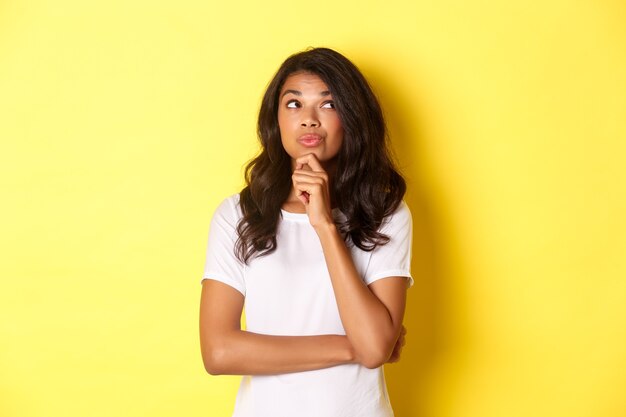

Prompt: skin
[278,72,344,173]
[199,72,407,375]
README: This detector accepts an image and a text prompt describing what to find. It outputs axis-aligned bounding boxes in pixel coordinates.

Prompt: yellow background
[1,0,625,416]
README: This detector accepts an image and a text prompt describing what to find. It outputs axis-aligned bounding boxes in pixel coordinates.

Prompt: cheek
[277,112,286,134]
[329,117,344,141]
[335,131,345,152]
[278,112,298,138]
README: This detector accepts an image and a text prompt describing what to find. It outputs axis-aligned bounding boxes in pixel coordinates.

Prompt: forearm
[315,223,402,367]
[202,330,355,376]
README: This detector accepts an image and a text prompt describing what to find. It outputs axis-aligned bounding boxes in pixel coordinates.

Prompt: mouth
[297,134,323,148]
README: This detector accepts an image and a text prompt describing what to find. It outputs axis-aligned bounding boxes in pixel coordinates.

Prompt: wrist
[313,220,338,237]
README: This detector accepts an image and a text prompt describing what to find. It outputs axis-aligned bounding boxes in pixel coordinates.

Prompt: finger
[292,179,324,202]
[292,178,325,190]
[292,172,328,185]
[393,347,402,361]
[292,172,329,193]
[297,191,310,204]
[295,160,315,171]
[292,174,327,185]
[389,346,401,363]
[292,177,310,202]
[296,162,313,172]
[292,174,327,190]
[295,153,325,173]
[293,169,328,179]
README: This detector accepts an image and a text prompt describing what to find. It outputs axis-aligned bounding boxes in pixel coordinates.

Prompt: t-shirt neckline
[280,207,343,222]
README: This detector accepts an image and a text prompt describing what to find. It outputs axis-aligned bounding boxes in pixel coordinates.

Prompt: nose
[300,107,320,128]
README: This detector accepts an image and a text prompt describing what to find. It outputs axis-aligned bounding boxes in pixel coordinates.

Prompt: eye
[286,100,300,108]
[321,101,336,109]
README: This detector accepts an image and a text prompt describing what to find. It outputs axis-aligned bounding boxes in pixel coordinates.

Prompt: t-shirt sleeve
[363,201,414,287]
[200,196,246,296]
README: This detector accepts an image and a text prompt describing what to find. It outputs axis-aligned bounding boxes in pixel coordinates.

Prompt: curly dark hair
[235,47,406,264]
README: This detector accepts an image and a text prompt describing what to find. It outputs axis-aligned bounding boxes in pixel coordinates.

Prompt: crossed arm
[199,153,408,376]
[199,274,406,376]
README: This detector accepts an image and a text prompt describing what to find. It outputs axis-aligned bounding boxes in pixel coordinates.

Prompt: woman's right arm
[199,279,356,376]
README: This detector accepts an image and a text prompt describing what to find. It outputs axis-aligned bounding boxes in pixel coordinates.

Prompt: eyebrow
[281,89,332,98]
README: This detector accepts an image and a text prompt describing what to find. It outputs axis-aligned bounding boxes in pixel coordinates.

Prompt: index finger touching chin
[296,153,325,172]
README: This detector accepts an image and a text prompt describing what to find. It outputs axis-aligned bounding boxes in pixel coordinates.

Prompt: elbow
[356,345,391,369]
[359,354,387,370]
[202,342,229,376]
[203,358,222,376]
[200,328,241,375]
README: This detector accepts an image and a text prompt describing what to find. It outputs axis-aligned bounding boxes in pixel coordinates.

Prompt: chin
[295,149,322,160]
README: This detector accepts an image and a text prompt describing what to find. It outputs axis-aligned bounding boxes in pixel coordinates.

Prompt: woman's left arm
[292,154,409,369]
[317,224,408,368]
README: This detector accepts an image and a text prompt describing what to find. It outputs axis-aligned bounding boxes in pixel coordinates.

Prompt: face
[277,72,344,169]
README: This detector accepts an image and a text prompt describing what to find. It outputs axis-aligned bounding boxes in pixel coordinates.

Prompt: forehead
[280,72,330,93]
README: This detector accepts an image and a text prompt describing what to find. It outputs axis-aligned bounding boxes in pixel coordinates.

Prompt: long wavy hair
[235,47,406,264]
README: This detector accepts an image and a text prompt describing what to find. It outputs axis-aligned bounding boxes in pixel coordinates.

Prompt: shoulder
[392,200,411,219]
[380,200,412,232]
[211,193,243,224]
[215,193,241,213]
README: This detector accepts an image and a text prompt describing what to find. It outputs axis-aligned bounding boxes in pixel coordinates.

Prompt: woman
[199,47,413,417]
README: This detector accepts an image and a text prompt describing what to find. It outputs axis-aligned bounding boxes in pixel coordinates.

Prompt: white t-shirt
[201,194,413,417]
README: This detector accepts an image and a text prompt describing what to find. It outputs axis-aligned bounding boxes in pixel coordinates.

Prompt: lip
[297,134,323,147]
